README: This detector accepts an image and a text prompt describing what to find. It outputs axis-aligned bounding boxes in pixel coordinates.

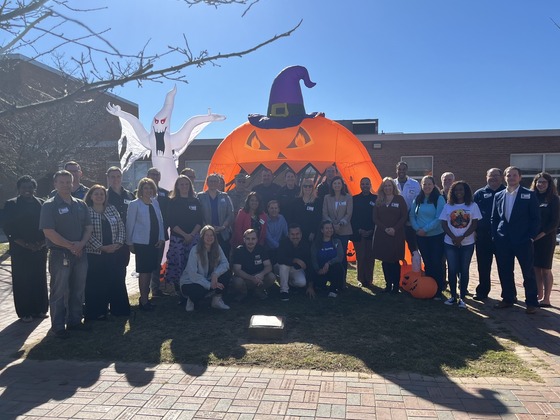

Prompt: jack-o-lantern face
[245,127,314,160]
[207,115,382,195]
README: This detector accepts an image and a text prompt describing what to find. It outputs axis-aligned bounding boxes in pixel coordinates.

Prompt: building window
[510,153,560,186]
[400,156,433,180]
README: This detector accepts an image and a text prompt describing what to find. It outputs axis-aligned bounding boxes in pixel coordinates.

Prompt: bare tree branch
[0,0,299,119]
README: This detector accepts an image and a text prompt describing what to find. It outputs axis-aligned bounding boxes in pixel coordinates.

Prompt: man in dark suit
[491,166,540,314]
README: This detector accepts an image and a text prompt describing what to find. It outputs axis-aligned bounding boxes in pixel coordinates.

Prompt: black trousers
[474,231,496,298]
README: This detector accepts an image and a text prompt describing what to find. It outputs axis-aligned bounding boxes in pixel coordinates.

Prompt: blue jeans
[48,249,88,332]
[444,243,474,299]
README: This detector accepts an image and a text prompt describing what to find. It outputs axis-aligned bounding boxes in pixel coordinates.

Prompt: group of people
[4,158,558,337]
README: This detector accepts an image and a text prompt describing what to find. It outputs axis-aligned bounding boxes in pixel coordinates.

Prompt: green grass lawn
[22,265,539,380]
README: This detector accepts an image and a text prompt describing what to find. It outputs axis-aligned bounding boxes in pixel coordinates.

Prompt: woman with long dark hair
[530,172,560,307]
[180,225,231,311]
[165,175,203,293]
[322,175,353,275]
[231,191,268,248]
[439,181,482,308]
[409,175,446,298]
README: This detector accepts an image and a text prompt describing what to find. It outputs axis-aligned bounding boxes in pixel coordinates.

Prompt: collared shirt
[505,185,520,222]
[395,177,421,210]
[107,187,135,224]
[39,194,92,247]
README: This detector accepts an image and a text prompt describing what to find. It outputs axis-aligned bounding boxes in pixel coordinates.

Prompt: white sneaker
[328,292,338,298]
[211,296,230,310]
[444,297,456,305]
[185,298,194,312]
[457,299,467,309]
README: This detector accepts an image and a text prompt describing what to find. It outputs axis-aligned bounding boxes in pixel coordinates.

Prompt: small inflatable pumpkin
[400,271,422,292]
[346,240,356,263]
[408,276,438,299]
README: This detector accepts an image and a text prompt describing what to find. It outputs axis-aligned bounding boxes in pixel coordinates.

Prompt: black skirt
[134,243,160,273]
[533,233,556,269]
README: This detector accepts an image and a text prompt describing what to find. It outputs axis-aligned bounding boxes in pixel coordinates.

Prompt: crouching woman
[180,225,231,311]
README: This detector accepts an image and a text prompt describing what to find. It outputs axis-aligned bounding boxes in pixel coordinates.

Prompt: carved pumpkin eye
[286,128,313,149]
[245,131,270,150]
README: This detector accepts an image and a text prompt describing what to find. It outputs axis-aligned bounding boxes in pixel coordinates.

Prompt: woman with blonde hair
[126,178,165,311]
[372,177,408,293]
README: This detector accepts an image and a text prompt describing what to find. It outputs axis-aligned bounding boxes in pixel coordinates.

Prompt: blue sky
[40,1,560,139]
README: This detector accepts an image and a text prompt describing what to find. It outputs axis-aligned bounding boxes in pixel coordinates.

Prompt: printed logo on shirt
[58,207,69,215]
[369,201,375,206]
[306,206,314,211]
[189,206,197,211]
[450,209,471,229]
[254,256,263,265]
[521,193,530,199]
[390,202,399,208]
[540,203,549,208]
[337,201,346,206]
[483,193,492,199]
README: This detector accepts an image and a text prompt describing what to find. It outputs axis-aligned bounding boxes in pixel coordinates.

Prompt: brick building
[180,120,560,192]
[0,54,138,202]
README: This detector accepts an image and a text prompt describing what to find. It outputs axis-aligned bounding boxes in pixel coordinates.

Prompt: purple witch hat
[248,65,320,129]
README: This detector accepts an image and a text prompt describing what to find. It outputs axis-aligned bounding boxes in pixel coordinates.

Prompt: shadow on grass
[8,274,544,416]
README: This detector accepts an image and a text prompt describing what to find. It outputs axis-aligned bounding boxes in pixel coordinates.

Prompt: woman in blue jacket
[409,176,446,298]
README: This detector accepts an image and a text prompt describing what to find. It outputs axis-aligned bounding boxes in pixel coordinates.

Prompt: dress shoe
[473,295,487,301]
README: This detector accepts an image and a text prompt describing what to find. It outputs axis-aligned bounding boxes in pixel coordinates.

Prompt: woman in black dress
[531,172,560,307]
[3,175,48,322]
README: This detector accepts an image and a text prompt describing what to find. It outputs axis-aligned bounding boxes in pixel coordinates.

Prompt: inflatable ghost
[206,66,381,195]
[107,86,225,191]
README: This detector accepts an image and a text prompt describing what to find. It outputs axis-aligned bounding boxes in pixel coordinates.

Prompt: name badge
[540,203,549,208]
[391,202,399,208]
[369,201,375,206]
[58,207,69,215]
[189,205,197,211]
[408,190,416,196]
[220,198,226,202]
[108,216,117,223]
[255,256,262,265]
[520,194,530,199]
[259,218,265,225]
[306,206,314,211]
[124,199,132,205]
[158,192,166,197]
[483,193,492,199]
[338,201,347,206]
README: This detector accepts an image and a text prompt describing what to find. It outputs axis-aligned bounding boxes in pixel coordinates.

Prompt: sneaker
[211,296,230,310]
[280,292,290,302]
[328,292,338,298]
[33,312,49,319]
[457,299,467,309]
[444,297,456,306]
[185,298,195,312]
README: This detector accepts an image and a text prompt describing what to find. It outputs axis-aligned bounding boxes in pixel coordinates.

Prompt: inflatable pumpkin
[408,276,438,299]
[400,271,422,292]
[346,240,356,263]
[206,66,382,195]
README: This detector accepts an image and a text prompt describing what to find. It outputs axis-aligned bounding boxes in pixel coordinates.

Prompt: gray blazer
[125,198,165,245]
[197,191,234,241]
[322,194,353,236]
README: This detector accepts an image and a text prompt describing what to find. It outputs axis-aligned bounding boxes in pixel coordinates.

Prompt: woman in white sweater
[180,225,231,312]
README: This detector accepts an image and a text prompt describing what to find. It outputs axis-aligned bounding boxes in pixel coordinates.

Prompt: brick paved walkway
[0,253,559,419]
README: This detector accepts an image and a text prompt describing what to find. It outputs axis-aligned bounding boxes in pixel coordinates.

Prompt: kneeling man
[232,229,276,300]
[276,224,312,301]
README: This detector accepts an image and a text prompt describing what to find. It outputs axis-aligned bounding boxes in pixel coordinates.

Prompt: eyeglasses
[303,185,313,188]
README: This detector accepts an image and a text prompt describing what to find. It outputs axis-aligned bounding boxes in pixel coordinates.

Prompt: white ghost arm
[107,103,151,171]
[171,112,226,167]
